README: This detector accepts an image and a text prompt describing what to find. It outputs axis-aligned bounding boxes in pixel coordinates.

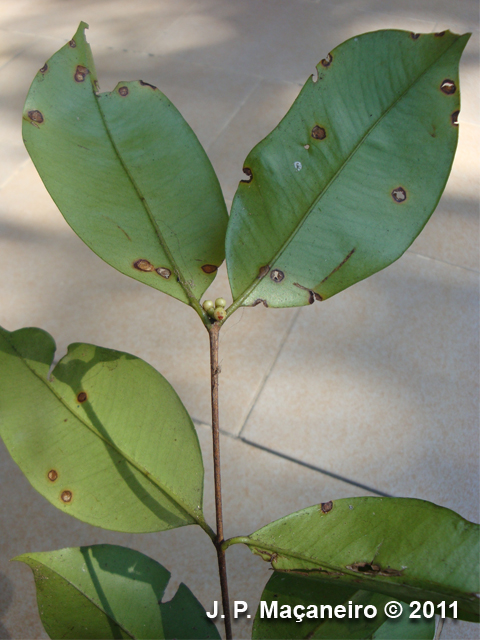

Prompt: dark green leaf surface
[23,23,228,307]
[0,326,207,533]
[16,545,220,639]
[241,497,479,622]
[226,30,469,308]
[253,572,434,639]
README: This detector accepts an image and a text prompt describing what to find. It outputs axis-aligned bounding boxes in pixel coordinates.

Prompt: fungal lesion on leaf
[311,125,326,140]
[321,52,332,67]
[139,80,157,90]
[391,186,407,203]
[346,562,404,577]
[451,110,460,126]
[440,79,456,95]
[257,265,270,279]
[270,269,284,283]
[293,282,322,304]
[241,167,253,184]
[320,500,333,513]
[26,110,44,127]
[252,298,269,307]
[320,248,356,285]
[133,259,155,272]
[60,490,73,503]
[201,264,218,274]
[74,65,89,82]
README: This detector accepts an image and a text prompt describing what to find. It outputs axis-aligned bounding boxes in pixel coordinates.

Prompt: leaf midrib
[29,558,136,639]
[234,35,462,306]
[92,88,195,306]
[245,532,475,605]
[8,334,202,528]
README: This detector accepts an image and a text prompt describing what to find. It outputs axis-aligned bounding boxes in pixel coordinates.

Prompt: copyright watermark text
[206,600,458,621]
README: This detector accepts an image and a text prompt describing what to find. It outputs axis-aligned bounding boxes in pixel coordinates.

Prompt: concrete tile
[363,0,479,29]
[149,0,367,85]
[91,46,260,151]
[410,122,480,271]
[0,29,36,70]
[208,79,302,202]
[242,252,479,524]
[0,162,294,435]
[0,0,196,52]
[0,36,65,189]
[0,422,377,639]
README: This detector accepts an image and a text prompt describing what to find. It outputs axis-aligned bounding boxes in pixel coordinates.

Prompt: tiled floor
[0,1,478,639]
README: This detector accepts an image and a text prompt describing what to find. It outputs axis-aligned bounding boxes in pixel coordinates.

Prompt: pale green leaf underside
[243,497,479,622]
[22,22,228,306]
[16,545,220,639]
[253,572,434,639]
[0,326,206,533]
[226,30,469,308]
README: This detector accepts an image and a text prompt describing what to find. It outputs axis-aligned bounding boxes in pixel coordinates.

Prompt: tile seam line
[194,420,391,497]
[0,157,31,192]
[0,33,43,74]
[204,76,263,154]
[240,437,392,497]
[237,307,302,439]
[407,249,480,274]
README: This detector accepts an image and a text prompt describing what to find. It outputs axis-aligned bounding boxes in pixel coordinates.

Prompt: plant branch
[209,323,232,640]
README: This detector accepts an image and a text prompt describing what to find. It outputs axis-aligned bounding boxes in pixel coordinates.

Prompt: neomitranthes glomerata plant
[0,22,478,640]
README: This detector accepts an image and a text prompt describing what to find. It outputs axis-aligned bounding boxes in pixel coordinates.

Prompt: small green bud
[203,300,215,312]
[215,297,227,308]
[213,307,226,321]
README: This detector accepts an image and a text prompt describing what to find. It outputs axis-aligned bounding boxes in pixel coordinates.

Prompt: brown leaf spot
[77,391,87,403]
[321,501,333,513]
[39,63,48,74]
[410,33,420,39]
[270,269,284,283]
[69,39,77,48]
[435,31,446,37]
[61,490,72,503]
[201,264,218,274]
[156,267,171,279]
[28,110,44,124]
[440,79,456,95]
[241,167,253,184]
[391,186,407,203]
[320,248,356,285]
[139,80,157,90]
[257,265,270,279]
[134,259,154,272]
[451,110,460,126]
[74,65,89,82]
[47,470,58,482]
[346,562,404,577]
[311,125,326,140]
[321,53,332,67]
[118,86,129,97]
[252,298,269,307]
[314,292,323,301]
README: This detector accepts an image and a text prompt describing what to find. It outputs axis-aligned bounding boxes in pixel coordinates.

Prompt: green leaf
[15,544,220,639]
[236,497,479,622]
[253,572,435,639]
[226,30,470,308]
[0,326,209,533]
[22,22,228,310]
